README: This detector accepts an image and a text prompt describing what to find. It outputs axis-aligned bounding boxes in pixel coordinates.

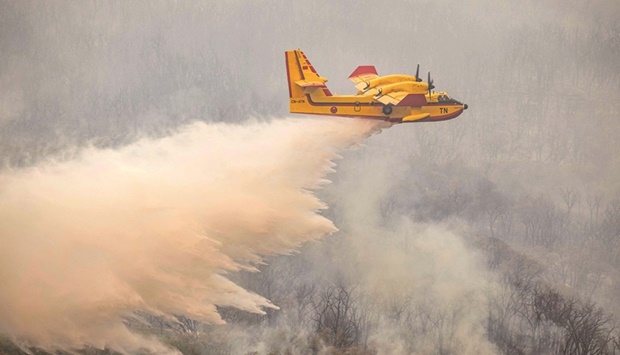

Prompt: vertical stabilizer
[285,50,332,114]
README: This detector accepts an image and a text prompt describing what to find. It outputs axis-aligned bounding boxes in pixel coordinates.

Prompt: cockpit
[437,94,450,101]
[436,92,462,105]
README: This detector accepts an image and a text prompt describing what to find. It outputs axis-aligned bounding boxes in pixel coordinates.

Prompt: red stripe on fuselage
[295,111,389,120]
[304,94,377,106]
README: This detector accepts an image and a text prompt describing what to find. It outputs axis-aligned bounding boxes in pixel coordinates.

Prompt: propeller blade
[427,71,435,93]
[415,64,421,82]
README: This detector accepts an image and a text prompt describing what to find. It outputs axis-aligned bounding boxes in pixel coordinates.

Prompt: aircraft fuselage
[286,49,468,123]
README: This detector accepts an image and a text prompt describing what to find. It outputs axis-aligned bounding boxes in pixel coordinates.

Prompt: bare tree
[561,187,580,216]
[561,302,613,355]
[294,283,316,328]
[586,193,603,228]
[312,282,363,349]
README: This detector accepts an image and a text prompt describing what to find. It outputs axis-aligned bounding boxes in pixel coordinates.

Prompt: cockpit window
[436,95,462,105]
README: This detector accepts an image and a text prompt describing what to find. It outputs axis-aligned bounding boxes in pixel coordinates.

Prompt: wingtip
[348,65,378,78]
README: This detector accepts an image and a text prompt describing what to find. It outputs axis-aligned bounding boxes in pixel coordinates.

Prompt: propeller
[415,64,422,82]
[427,71,435,95]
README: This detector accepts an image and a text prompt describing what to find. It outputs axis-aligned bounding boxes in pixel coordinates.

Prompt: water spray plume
[0,117,388,353]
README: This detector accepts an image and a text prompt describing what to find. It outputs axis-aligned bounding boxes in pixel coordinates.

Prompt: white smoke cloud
[316,136,499,354]
[356,221,496,355]
[0,117,387,353]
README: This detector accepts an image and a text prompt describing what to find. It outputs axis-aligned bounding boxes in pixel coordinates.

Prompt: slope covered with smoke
[0,117,386,353]
[326,148,496,354]
[219,139,499,354]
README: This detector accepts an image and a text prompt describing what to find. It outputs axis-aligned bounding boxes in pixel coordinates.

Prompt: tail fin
[285,50,332,104]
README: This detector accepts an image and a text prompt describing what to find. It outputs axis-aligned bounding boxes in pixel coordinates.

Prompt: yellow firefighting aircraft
[285,49,468,123]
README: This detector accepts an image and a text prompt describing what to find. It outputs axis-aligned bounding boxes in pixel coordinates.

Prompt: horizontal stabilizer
[295,79,327,88]
[402,113,431,122]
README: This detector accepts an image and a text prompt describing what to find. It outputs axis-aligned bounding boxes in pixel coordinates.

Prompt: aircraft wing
[375,92,427,107]
[348,66,378,87]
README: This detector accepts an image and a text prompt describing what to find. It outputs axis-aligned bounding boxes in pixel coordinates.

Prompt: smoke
[315,135,498,354]
[348,221,495,354]
[219,129,498,354]
[0,117,387,353]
